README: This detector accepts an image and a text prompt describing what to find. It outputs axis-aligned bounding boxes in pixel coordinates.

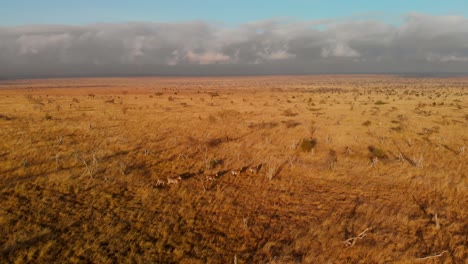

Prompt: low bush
[299,138,317,152]
[368,146,388,159]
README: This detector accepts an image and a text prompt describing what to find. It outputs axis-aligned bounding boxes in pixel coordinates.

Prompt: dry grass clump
[0,75,466,263]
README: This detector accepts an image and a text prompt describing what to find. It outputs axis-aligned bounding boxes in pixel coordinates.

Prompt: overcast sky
[1,2,468,78]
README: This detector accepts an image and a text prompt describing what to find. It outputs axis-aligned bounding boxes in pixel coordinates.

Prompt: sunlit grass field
[0,75,466,263]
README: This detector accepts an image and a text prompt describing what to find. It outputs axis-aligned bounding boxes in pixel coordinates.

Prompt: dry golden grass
[0,75,466,263]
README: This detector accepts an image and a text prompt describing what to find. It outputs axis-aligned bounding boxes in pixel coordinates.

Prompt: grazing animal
[205,175,216,181]
[155,179,166,187]
[397,153,404,162]
[345,146,353,155]
[249,163,263,174]
[371,157,379,167]
[205,171,221,181]
[231,170,240,176]
[248,163,263,174]
[167,176,182,185]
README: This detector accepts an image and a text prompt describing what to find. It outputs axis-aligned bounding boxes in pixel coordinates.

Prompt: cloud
[16,33,72,55]
[261,49,296,60]
[426,53,468,62]
[185,51,231,64]
[321,42,360,58]
[1,14,468,78]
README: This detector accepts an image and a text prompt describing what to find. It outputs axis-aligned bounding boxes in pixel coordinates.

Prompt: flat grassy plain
[0,75,466,263]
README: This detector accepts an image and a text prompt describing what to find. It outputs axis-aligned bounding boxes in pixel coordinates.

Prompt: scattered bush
[0,114,14,120]
[391,126,404,132]
[282,120,301,128]
[208,92,219,98]
[374,100,387,105]
[282,109,298,117]
[122,106,129,115]
[362,120,372,127]
[207,115,217,123]
[308,108,322,112]
[218,109,241,120]
[248,121,278,129]
[368,146,388,159]
[207,138,226,147]
[299,138,317,152]
[206,158,223,170]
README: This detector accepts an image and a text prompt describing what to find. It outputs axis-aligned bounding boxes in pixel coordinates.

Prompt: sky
[1,1,468,77]
[2,0,468,26]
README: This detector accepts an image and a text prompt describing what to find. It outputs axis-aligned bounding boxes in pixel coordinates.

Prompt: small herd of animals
[154,163,264,188]
[153,143,421,188]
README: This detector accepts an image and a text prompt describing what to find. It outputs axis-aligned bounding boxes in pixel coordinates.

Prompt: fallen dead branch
[416,250,448,261]
[342,227,371,247]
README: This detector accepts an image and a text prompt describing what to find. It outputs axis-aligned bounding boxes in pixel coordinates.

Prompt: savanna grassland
[0,75,466,263]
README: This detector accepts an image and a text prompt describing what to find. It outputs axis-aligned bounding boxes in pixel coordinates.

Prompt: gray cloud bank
[1,13,468,78]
